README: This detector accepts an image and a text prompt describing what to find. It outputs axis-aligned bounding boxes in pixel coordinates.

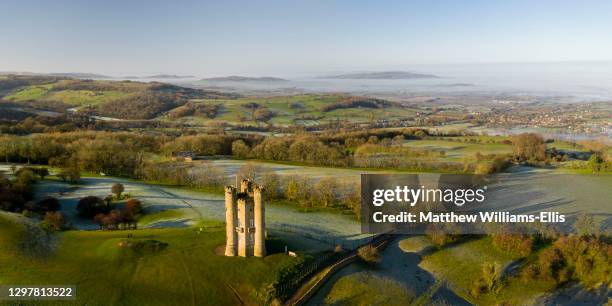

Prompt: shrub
[260,171,281,200]
[15,168,36,185]
[425,223,459,247]
[58,164,81,183]
[481,262,503,293]
[111,183,125,199]
[76,196,107,218]
[42,211,65,231]
[573,214,598,237]
[36,197,60,212]
[33,167,49,180]
[357,245,381,264]
[554,236,611,287]
[470,278,486,298]
[471,262,503,297]
[511,133,546,162]
[125,199,142,215]
[491,233,534,257]
[537,247,565,281]
[231,139,251,158]
[237,163,260,182]
[520,264,539,283]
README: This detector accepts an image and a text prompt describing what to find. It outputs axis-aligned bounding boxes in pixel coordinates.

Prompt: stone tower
[225,179,266,257]
[224,186,237,256]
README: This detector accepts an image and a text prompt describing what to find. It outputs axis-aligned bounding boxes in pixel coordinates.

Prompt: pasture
[4,84,132,108]
[162,94,419,126]
[0,214,300,306]
[403,138,513,161]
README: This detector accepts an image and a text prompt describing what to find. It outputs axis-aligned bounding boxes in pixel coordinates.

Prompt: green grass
[324,272,415,306]
[47,90,132,107]
[403,139,513,161]
[419,236,556,305]
[398,236,432,253]
[0,214,300,306]
[163,94,420,127]
[5,84,54,101]
[5,84,132,107]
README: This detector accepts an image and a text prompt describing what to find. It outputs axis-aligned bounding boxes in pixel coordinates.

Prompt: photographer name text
[372,211,566,223]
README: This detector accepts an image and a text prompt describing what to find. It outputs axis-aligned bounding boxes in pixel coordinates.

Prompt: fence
[273,229,393,302]
[274,251,341,300]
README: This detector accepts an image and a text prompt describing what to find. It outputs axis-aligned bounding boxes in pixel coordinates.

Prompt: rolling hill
[0,75,237,120]
[1,75,416,126]
[162,94,415,127]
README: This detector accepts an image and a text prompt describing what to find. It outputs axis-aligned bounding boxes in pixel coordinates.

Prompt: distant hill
[46,73,112,79]
[0,75,237,120]
[142,74,196,79]
[320,71,438,79]
[201,76,288,82]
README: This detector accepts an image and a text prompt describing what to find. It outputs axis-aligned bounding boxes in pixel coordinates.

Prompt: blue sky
[1,0,611,76]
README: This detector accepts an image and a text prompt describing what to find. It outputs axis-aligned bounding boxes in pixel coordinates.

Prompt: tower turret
[240,179,252,194]
[224,186,237,256]
[253,185,266,257]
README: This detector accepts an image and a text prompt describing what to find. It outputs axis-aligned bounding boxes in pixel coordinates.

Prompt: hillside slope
[0,76,237,120]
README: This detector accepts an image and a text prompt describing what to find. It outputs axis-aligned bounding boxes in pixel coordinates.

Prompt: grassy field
[323,272,415,305]
[47,90,132,106]
[5,84,132,107]
[419,237,556,305]
[162,94,419,126]
[5,84,54,101]
[0,213,300,306]
[403,139,513,161]
[397,236,433,253]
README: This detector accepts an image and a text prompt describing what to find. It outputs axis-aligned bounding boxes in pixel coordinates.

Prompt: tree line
[0,130,608,182]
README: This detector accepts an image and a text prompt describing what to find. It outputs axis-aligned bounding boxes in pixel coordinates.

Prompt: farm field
[403,139,513,161]
[160,94,419,126]
[4,82,135,107]
[0,213,300,306]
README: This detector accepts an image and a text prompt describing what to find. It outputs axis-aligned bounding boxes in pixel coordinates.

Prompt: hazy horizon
[5,61,612,101]
[2,0,612,76]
